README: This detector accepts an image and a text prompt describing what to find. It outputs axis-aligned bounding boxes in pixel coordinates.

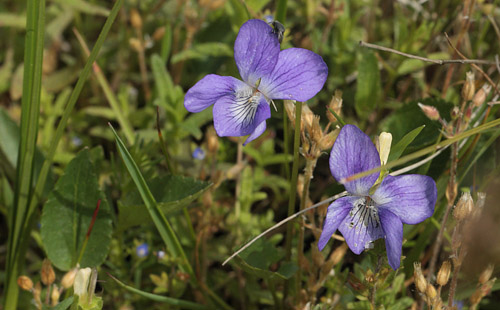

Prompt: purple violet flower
[184,19,328,144]
[318,125,437,270]
[136,243,149,258]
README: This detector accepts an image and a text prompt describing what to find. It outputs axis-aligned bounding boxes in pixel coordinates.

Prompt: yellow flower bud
[61,267,78,289]
[51,284,60,306]
[426,283,437,300]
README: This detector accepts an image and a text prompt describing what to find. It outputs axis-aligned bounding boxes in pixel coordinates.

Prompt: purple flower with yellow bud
[319,125,437,270]
[184,19,328,144]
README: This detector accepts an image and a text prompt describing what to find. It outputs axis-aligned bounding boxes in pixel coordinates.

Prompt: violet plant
[184,19,328,144]
[319,124,437,270]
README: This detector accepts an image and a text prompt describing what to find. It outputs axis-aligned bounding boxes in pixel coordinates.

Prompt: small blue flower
[318,125,437,270]
[156,250,166,259]
[184,19,328,145]
[192,147,206,160]
[136,243,149,258]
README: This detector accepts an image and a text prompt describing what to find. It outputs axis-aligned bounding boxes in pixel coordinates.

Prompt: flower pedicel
[319,125,437,270]
[184,19,328,144]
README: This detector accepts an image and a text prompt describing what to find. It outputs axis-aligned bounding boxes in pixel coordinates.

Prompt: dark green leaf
[355,50,380,119]
[41,149,112,271]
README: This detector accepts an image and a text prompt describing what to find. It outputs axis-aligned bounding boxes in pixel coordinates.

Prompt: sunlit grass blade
[4,0,45,308]
[109,124,194,277]
[107,273,209,310]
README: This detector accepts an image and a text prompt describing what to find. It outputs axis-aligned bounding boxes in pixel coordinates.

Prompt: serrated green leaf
[41,149,112,271]
[355,50,380,119]
[388,125,425,162]
[118,175,211,230]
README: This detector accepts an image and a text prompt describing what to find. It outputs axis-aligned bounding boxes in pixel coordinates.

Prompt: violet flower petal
[184,74,241,113]
[379,209,403,270]
[329,125,380,196]
[234,19,280,86]
[243,120,266,145]
[259,48,328,101]
[318,196,358,251]
[213,92,270,138]
[338,198,385,255]
[372,175,437,224]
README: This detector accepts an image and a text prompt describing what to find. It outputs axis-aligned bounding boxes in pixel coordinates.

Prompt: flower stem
[295,157,317,300]
[284,101,302,297]
[275,0,288,23]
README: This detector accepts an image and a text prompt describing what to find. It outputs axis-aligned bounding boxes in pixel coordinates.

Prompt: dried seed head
[41,259,56,286]
[329,243,348,266]
[319,129,339,150]
[479,264,494,284]
[130,9,142,29]
[462,71,475,101]
[284,100,297,127]
[418,103,440,121]
[51,284,60,306]
[378,132,392,166]
[61,267,78,289]
[453,192,473,221]
[414,262,428,293]
[302,105,315,133]
[426,283,437,300]
[473,84,491,107]
[327,90,343,124]
[437,260,452,286]
[309,115,323,144]
[17,275,33,291]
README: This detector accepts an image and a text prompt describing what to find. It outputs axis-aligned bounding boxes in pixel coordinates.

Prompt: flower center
[231,87,263,127]
[348,197,380,230]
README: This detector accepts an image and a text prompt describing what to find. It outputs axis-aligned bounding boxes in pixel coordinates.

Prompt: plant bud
[206,126,219,154]
[327,90,343,124]
[51,284,60,306]
[450,106,460,120]
[426,283,437,300]
[17,275,33,291]
[284,100,296,127]
[446,181,457,205]
[130,8,142,29]
[462,71,475,101]
[41,259,56,286]
[152,27,166,41]
[473,84,491,107]
[453,192,473,221]
[378,132,392,165]
[33,282,42,308]
[464,106,472,123]
[479,264,494,284]
[437,260,452,286]
[418,103,440,121]
[61,267,78,289]
[302,105,315,132]
[129,38,142,52]
[414,262,427,293]
[309,115,323,144]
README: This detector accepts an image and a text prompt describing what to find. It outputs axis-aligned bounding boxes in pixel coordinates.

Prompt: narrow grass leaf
[388,125,425,162]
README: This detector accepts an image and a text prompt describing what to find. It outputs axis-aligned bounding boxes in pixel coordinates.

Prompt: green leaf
[171,43,233,64]
[396,52,449,75]
[118,175,211,230]
[355,50,380,119]
[43,297,74,310]
[52,0,110,16]
[388,125,425,162]
[381,98,453,150]
[41,149,112,271]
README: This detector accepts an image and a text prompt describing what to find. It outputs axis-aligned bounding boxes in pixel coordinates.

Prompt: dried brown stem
[359,41,495,65]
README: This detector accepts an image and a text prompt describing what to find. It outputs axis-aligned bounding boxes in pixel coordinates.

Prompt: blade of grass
[73,27,135,144]
[4,2,123,308]
[4,0,45,307]
[107,273,209,310]
[109,124,194,276]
